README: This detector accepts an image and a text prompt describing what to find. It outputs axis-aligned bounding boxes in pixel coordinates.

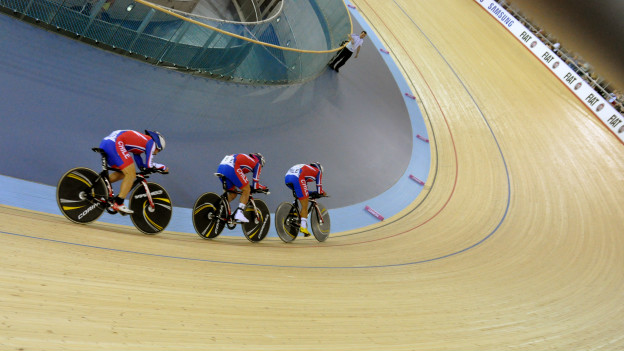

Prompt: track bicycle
[192,173,271,242]
[274,191,331,243]
[56,147,172,234]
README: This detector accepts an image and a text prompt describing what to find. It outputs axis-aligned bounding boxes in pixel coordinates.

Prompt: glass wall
[0,0,351,84]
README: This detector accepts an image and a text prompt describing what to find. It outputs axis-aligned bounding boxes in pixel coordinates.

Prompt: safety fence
[0,0,351,84]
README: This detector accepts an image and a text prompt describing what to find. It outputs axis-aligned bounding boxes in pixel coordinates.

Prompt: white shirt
[346,34,364,53]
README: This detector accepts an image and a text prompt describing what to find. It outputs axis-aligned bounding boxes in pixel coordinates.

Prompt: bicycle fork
[138,179,156,211]
[311,202,325,225]
[247,198,261,224]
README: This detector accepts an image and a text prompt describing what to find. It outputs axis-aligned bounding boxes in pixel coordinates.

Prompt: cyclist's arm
[316,170,324,194]
[144,143,167,171]
[252,163,266,190]
[133,154,147,169]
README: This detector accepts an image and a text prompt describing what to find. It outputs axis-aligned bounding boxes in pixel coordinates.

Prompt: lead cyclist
[98,129,168,214]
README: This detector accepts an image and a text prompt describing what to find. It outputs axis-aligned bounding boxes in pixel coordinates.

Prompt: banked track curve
[1,0,623,350]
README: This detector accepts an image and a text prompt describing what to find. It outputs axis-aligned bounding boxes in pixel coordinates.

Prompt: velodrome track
[1,0,624,350]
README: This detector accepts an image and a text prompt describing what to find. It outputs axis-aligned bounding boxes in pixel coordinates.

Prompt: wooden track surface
[2,0,623,349]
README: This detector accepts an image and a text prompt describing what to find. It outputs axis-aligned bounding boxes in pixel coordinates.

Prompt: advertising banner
[475,0,624,143]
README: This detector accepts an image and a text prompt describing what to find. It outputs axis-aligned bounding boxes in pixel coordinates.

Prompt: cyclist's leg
[117,165,135,199]
[218,164,248,221]
[239,184,251,206]
[100,139,134,213]
[109,171,124,183]
[297,178,310,218]
[109,165,135,214]
[217,164,240,203]
[100,138,131,190]
[234,183,251,222]
[287,175,310,235]
[285,175,308,216]
[300,197,309,218]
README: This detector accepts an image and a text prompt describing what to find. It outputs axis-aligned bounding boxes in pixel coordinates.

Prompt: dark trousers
[329,49,353,71]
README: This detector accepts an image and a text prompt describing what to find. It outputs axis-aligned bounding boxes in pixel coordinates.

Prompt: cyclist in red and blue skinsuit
[284,163,325,236]
[217,153,268,223]
[99,130,167,214]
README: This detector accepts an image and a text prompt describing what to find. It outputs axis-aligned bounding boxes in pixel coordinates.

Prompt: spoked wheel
[310,202,331,242]
[274,202,300,243]
[192,192,226,239]
[56,167,107,224]
[242,199,270,242]
[129,182,172,234]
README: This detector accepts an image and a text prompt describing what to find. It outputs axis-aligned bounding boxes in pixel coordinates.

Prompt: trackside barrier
[474,0,624,143]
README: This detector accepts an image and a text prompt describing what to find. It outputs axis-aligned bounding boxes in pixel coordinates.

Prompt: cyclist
[217,153,268,223]
[99,130,168,214]
[284,163,325,236]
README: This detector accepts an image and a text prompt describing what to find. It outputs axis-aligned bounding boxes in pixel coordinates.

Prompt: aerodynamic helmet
[251,153,265,167]
[310,162,324,174]
[145,130,166,151]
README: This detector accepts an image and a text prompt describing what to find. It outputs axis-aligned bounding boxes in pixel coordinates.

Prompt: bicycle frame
[311,200,324,224]
[91,148,157,212]
[216,174,263,225]
[134,175,155,210]
[287,197,324,228]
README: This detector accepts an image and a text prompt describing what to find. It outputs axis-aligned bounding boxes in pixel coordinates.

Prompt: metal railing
[0,0,352,84]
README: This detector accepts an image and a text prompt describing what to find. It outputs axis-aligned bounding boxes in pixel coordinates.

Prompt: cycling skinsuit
[284,164,323,199]
[99,130,166,171]
[217,154,265,190]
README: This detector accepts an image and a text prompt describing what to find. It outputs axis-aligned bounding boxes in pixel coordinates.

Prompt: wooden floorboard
[1,0,623,349]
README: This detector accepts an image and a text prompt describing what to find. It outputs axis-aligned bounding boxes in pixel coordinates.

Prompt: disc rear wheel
[274,202,300,243]
[56,167,106,224]
[192,192,226,239]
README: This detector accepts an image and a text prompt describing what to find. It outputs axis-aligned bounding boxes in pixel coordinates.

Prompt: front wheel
[192,192,226,239]
[129,182,172,234]
[310,202,331,242]
[274,202,300,243]
[56,167,107,224]
[242,199,270,242]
